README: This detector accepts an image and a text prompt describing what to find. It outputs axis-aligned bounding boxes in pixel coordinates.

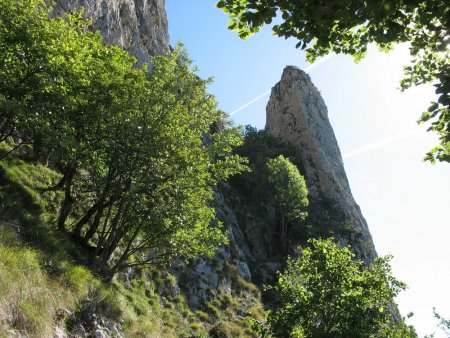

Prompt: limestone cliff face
[54,0,169,66]
[266,66,377,262]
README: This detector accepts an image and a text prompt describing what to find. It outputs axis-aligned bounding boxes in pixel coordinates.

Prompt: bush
[95,288,126,320]
[62,266,99,298]
[260,238,416,338]
[210,320,247,338]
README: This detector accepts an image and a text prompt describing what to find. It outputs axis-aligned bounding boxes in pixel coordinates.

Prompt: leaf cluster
[432,308,450,337]
[259,238,415,338]
[217,0,450,163]
[228,125,299,205]
[266,155,308,224]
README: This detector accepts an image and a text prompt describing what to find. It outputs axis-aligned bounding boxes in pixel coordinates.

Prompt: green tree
[266,155,308,253]
[258,238,417,338]
[0,0,64,145]
[0,0,141,229]
[50,44,247,278]
[217,0,450,163]
[229,125,299,204]
[81,47,247,278]
[0,0,247,280]
[57,44,247,278]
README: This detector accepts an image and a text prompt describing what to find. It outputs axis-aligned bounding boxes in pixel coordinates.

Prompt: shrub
[210,320,246,338]
[62,266,100,298]
[260,238,415,338]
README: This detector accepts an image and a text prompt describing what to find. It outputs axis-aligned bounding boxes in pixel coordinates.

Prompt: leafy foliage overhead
[432,308,450,337]
[217,0,450,163]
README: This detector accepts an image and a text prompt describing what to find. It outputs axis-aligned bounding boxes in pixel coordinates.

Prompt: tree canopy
[217,0,450,163]
[229,126,299,204]
[257,238,417,338]
[0,0,247,279]
[266,155,308,252]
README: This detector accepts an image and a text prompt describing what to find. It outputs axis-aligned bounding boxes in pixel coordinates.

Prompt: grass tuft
[0,244,67,337]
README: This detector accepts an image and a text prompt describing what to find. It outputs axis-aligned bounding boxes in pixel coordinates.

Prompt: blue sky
[166,1,450,336]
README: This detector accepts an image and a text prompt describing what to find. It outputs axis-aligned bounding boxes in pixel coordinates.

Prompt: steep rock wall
[54,0,170,66]
[265,66,377,262]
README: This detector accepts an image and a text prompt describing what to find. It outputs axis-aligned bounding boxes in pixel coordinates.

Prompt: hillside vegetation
[0,144,265,336]
[0,0,246,279]
[0,0,438,337]
[0,0,259,335]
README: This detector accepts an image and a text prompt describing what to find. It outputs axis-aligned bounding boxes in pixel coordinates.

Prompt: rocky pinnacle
[266,66,377,262]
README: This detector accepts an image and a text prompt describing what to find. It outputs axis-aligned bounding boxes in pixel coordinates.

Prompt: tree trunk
[57,194,73,232]
[72,203,99,239]
[83,206,104,242]
[0,118,11,142]
[280,212,287,254]
[94,201,126,269]
[94,204,112,257]
[57,166,76,231]
[72,164,116,238]
[42,172,67,192]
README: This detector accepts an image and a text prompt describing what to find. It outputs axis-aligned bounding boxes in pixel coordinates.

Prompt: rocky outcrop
[54,0,170,66]
[170,190,255,309]
[180,66,379,302]
[265,66,377,262]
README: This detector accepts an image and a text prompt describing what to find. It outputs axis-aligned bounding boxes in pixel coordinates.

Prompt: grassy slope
[0,144,264,337]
